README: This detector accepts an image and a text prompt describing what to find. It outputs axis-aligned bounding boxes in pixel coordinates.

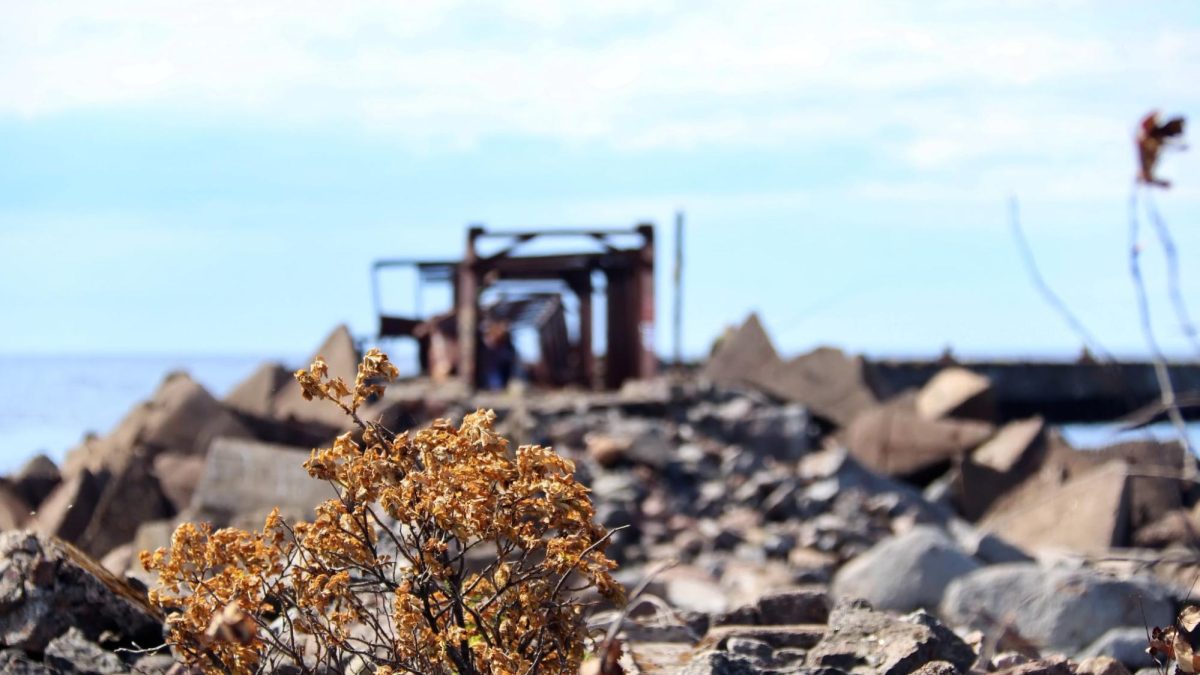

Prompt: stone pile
[0,318,1195,673]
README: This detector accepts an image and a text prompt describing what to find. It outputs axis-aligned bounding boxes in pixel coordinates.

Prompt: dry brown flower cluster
[142,348,624,674]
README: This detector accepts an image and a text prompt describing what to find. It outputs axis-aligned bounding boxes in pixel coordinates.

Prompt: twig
[1128,187,1195,464]
[1009,195,1114,361]
[1145,191,1200,356]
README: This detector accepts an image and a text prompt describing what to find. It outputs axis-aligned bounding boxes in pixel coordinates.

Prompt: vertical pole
[673,211,684,370]
[458,226,483,389]
[575,273,594,388]
[636,223,656,379]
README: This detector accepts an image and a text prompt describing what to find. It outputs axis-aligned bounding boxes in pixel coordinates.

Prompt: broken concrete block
[703,313,781,389]
[916,367,994,422]
[138,372,251,454]
[981,461,1130,553]
[760,347,879,428]
[150,452,206,514]
[843,405,994,478]
[972,417,1043,473]
[954,417,1047,521]
[0,484,30,532]
[78,449,171,558]
[273,325,361,429]
[224,361,289,418]
[10,455,61,510]
[190,437,336,526]
[33,470,104,543]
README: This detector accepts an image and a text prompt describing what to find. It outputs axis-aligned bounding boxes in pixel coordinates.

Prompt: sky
[2,0,1200,364]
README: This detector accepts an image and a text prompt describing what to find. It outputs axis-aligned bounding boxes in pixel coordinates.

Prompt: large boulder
[0,531,163,653]
[940,563,1173,654]
[833,526,981,613]
[1078,627,1158,670]
[65,374,249,480]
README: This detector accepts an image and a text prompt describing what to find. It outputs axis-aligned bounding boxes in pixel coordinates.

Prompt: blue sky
[2,1,1199,363]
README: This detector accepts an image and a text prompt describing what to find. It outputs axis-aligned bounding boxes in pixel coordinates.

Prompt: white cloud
[2,0,1197,201]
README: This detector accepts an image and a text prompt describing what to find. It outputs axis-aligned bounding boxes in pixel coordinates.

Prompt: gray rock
[758,587,832,625]
[725,636,774,662]
[0,530,163,653]
[664,567,729,615]
[1078,626,1158,670]
[0,649,53,674]
[715,587,832,627]
[901,610,977,673]
[833,526,981,612]
[808,601,974,674]
[45,627,127,674]
[947,520,1032,565]
[993,657,1073,675]
[130,652,177,674]
[912,662,958,675]
[1076,656,1132,675]
[681,650,760,675]
[940,563,1172,654]
[798,449,950,524]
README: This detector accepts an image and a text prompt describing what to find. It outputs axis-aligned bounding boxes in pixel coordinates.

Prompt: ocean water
[0,354,289,474]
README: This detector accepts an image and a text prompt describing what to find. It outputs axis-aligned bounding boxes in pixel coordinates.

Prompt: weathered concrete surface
[224,361,290,418]
[981,461,1130,553]
[843,405,994,477]
[32,470,102,543]
[955,417,1047,521]
[190,437,336,525]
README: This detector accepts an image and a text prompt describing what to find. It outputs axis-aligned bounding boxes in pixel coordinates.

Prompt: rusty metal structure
[371,225,657,389]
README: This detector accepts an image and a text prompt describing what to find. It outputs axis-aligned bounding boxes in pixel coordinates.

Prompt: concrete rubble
[2,318,1197,673]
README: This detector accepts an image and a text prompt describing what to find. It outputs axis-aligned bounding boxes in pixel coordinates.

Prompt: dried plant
[142,348,624,674]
